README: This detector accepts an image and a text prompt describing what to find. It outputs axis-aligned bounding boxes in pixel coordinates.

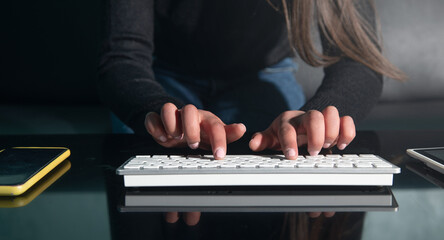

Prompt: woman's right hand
[145,103,246,159]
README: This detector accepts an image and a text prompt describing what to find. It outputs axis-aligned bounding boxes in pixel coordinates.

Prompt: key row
[128,158,384,165]
[134,154,380,160]
[124,161,393,170]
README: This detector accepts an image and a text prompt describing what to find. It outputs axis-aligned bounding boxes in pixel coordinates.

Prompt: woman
[98,0,404,159]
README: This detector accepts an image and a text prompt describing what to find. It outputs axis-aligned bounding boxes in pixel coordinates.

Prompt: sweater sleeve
[300,1,383,123]
[98,0,184,134]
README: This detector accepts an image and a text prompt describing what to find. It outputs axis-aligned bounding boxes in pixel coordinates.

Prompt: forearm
[300,57,383,123]
[98,0,183,133]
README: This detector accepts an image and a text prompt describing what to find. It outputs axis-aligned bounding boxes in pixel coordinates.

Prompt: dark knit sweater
[98,0,383,134]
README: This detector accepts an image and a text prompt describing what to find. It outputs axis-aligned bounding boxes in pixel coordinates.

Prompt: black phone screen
[417,148,444,165]
[0,148,67,186]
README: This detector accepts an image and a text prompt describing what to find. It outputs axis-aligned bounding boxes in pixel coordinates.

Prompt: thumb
[224,123,247,143]
[249,129,277,151]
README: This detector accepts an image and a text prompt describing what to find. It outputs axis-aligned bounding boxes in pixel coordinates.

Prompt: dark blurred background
[1,0,108,134]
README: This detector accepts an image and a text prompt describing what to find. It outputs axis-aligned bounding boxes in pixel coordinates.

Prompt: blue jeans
[112,57,306,133]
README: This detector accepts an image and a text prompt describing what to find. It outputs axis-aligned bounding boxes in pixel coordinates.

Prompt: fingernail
[323,143,331,149]
[159,136,167,143]
[338,143,347,150]
[309,150,320,156]
[285,148,296,158]
[238,123,246,131]
[174,134,183,140]
[189,142,199,149]
[215,148,225,159]
[249,138,257,148]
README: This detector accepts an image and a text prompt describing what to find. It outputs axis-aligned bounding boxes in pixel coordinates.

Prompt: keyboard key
[135,155,153,159]
[342,154,359,157]
[297,163,316,168]
[277,164,296,168]
[142,165,160,170]
[239,163,259,168]
[306,155,324,159]
[354,162,374,168]
[258,163,277,168]
[336,163,354,168]
[169,155,186,159]
[280,160,297,164]
[181,164,199,169]
[124,164,142,169]
[316,163,335,168]
[356,158,374,162]
[161,164,180,169]
[200,164,220,169]
[325,154,341,159]
[220,163,239,168]
[128,159,147,164]
[151,155,171,159]
[373,162,393,168]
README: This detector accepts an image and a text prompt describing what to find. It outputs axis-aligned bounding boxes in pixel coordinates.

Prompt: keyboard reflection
[118,186,398,213]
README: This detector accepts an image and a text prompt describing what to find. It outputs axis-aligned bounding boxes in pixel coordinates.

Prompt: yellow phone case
[0,147,71,196]
[0,160,71,208]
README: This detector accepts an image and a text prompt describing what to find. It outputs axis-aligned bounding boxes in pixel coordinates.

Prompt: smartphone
[0,160,71,208]
[406,161,444,188]
[0,147,71,196]
[406,147,444,174]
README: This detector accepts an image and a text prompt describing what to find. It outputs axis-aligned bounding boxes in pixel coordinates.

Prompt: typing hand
[145,103,246,159]
[164,212,201,226]
[249,106,355,159]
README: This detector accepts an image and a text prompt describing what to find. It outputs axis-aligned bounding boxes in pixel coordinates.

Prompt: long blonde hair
[279,0,406,81]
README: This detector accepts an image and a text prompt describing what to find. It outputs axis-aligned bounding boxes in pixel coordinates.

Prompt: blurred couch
[1,0,443,135]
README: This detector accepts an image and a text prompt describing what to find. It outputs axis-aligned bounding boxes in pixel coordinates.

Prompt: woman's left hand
[249,106,355,159]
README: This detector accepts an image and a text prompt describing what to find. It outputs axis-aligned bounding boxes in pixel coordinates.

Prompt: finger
[323,212,336,218]
[308,212,322,218]
[161,103,182,139]
[183,212,201,226]
[337,116,356,150]
[145,112,168,143]
[202,120,226,160]
[224,123,247,143]
[181,104,201,149]
[164,212,180,224]
[277,121,298,160]
[249,128,277,152]
[322,106,340,149]
[302,110,325,156]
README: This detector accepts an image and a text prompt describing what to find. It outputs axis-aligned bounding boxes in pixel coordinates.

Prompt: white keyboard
[116,154,401,187]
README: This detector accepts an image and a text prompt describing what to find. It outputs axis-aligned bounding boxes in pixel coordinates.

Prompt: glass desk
[0,131,443,240]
